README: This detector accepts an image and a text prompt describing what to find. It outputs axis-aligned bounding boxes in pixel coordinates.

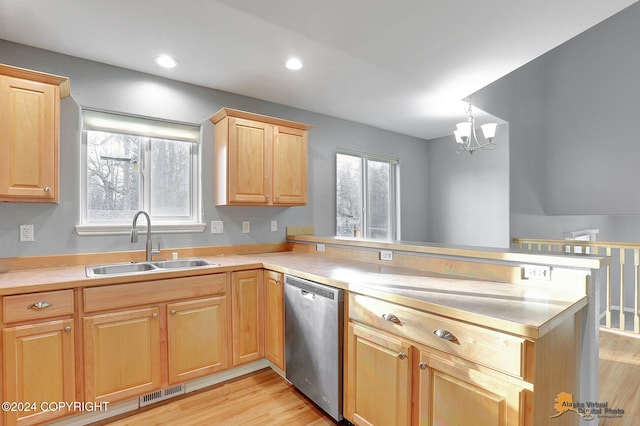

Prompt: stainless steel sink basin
[86,258,218,277]
[152,259,216,269]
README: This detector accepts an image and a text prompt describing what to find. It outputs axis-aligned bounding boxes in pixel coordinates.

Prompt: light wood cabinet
[82,273,229,404]
[344,293,570,426]
[83,307,162,404]
[264,270,285,371]
[416,348,525,426]
[167,296,229,384]
[345,322,412,426]
[231,269,264,366]
[211,108,311,206]
[2,289,76,426]
[3,319,75,426]
[0,64,70,203]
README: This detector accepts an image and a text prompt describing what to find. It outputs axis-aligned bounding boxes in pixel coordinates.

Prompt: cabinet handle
[170,309,177,315]
[64,326,72,332]
[419,361,427,370]
[152,312,158,318]
[28,301,52,310]
[381,313,401,324]
[433,329,458,343]
[398,352,407,360]
[44,186,51,193]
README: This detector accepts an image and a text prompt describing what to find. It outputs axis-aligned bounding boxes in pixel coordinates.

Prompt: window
[76,110,203,235]
[336,150,399,240]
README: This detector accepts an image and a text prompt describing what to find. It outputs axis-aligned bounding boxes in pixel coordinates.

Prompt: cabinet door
[231,270,264,366]
[0,75,58,202]
[3,319,75,426]
[167,296,229,384]
[272,125,307,205]
[417,349,525,426]
[84,307,161,404]
[345,323,412,426]
[227,117,271,204]
[264,270,284,371]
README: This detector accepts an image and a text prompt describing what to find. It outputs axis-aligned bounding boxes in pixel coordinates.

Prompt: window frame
[75,109,205,236]
[336,149,400,240]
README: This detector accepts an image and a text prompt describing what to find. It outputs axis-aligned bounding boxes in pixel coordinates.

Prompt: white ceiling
[0,0,637,139]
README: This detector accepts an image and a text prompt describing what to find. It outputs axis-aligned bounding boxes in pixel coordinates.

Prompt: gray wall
[471,2,640,243]
[426,125,510,248]
[0,40,429,258]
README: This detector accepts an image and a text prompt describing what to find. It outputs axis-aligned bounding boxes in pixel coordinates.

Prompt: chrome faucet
[130,210,160,261]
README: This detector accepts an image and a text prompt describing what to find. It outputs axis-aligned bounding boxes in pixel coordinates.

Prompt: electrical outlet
[20,224,34,242]
[522,264,552,281]
[380,250,393,261]
[242,221,250,233]
[211,220,224,234]
[316,243,325,253]
[270,219,278,232]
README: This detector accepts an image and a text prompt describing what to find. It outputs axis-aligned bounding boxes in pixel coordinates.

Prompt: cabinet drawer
[3,289,74,323]
[348,293,527,378]
[84,273,226,313]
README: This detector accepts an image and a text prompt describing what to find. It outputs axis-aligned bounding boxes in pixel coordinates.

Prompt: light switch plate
[379,250,393,261]
[270,219,278,232]
[242,221,250,233]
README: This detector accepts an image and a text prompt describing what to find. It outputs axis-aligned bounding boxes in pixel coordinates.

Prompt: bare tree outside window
[336,152,398,240]
[80,110,200,231]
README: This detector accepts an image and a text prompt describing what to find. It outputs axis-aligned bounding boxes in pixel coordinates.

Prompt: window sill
[75,223,206,236]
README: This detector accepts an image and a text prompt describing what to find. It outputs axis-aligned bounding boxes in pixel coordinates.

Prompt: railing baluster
[635,249,640,333]
[606,247,612,329]
[619,249,626,331]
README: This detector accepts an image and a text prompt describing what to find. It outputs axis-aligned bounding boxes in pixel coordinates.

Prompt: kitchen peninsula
[0,237,605,426]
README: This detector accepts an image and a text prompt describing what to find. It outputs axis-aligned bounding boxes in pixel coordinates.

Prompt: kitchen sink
[86,258,218,277]
[152,259,215,269]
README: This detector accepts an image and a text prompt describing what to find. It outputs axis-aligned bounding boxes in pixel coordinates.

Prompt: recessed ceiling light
[285,57,303,71]
[154,55,177,69]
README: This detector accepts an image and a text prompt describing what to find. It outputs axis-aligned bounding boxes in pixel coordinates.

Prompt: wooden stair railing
[513,237,640,334]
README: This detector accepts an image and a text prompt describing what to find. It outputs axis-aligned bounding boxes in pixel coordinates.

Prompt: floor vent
[139,384,185,407]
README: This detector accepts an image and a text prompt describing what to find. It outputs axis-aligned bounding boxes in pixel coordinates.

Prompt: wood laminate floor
[94,328,640,426]
[599,329,640,426]
[95,368,339,426]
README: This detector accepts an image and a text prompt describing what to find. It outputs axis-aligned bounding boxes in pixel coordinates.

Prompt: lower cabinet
[82,273,229,405]
[167,296,229,384]
[231,270,264,366]
[345,323,412,426]
[344,293,532,426]
[264,270,285,371]
[83,307,162,404]
[416,348,525,426]
[3,319,75,426]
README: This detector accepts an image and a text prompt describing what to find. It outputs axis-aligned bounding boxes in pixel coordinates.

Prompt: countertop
[0,251,587,339]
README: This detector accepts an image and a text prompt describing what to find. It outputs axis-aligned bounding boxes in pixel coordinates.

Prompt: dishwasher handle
[301,289,316,300]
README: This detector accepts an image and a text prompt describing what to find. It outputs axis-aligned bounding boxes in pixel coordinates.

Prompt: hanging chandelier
[453,101,498,154]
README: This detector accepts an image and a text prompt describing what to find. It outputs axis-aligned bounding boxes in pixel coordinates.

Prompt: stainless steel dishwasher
[284,275,344,421]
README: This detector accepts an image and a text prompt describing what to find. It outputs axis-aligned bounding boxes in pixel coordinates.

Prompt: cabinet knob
[64,326,72,332]
[44,186,51,193]
[265,194,270,200]
[433,329,458,343]
[28,301,52,310]
[398,352,407,360]
[152,312,158,318]
[381,313,401,324]
[419,361,427,370]
[275,195,280,200]
[170,309,177,315]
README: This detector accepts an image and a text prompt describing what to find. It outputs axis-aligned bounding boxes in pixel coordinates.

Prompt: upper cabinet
[0,64,70,203]
[210,108,312,206]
